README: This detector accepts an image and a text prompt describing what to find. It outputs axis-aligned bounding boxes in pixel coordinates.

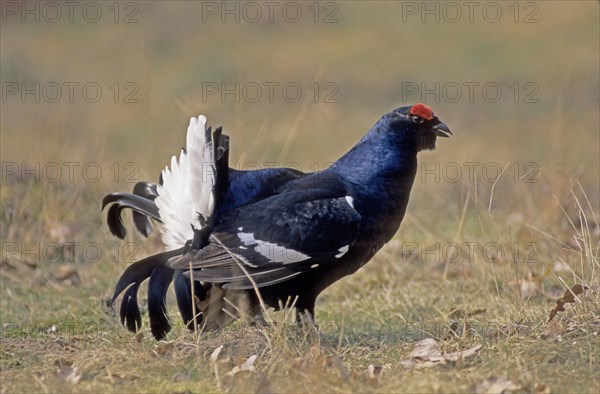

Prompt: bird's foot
[297,310,319,332]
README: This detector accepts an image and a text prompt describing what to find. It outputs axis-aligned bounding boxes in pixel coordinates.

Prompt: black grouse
[102,103,451,339]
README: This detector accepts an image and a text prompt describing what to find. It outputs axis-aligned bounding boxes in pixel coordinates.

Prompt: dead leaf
[210,345,223,364]
[226,354,257,376]
[475,376,520,394]
[410,338,442,359]
[133,332,144,343]
[400,338,482,368]
[210,345,226,390]
[443,344,482,361]
[240,355,257,372]
[547,284,588,322]
[154,341,174,355]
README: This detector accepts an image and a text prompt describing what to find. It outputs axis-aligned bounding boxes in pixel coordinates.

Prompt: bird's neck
[329,137,418,192]
[329,137,418,243]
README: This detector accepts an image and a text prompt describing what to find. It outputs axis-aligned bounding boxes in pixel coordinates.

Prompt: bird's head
[374,103,452,152]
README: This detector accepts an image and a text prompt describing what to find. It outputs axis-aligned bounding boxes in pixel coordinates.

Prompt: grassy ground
[1,2,599,393]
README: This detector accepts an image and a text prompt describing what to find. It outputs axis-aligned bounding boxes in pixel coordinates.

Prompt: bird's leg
[296,309,314,324]
[295,300,318,328]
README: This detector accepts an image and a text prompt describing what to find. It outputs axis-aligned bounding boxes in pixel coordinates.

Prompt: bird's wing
[169,188,362,289]
[155,116,216,250]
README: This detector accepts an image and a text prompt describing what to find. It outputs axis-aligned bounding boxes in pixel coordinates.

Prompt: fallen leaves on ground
[400,338,482,368]
[547,284,588,322]
[133,332,144,343]
[210,344,259,390]
[210,345,224,364]
[154,341,174,356]
[409,338,441,359]
[225,354,257,376]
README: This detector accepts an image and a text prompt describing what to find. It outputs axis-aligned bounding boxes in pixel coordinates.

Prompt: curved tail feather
[119,282,143,332]
[102,191,162,239]
[148,264,175,340]
[111,248,182,337]
[173,270,206,331]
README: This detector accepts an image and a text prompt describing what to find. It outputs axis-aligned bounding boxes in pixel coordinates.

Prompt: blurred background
[2,1,598,178]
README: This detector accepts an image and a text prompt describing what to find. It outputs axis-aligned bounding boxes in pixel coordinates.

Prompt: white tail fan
[155,115,216,250]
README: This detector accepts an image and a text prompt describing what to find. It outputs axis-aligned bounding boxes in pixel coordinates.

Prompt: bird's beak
[432,122,452,138]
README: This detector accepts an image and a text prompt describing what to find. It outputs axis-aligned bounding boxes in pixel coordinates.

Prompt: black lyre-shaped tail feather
[148,264,175,340]
[173,270,207,331]
[102,182,161,239]
[110,248,182,337]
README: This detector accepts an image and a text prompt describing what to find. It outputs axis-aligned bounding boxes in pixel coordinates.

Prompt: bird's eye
[411,115,425,124]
